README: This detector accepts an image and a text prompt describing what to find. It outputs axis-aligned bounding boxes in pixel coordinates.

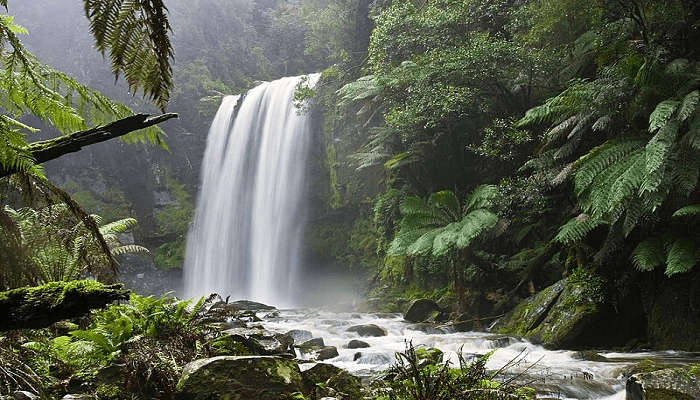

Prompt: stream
[257,308,699,400]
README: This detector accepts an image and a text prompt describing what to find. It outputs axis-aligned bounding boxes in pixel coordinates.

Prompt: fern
[554,214,604,245]
[665,238,700,276]
[672,204,700,218]
[648,100,679,133]
[631,238,665,272]
[83,0,173,110]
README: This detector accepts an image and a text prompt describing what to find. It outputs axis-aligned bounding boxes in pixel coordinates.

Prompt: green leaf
[672,204,700,218]
[665,238,700,276]
[648,100,679,133]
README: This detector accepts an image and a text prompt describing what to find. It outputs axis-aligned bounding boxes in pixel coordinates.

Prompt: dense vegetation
[306,0,700,332]
[1,0,700,398]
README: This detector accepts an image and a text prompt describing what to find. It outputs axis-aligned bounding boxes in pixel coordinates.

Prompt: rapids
[258,308,699,400]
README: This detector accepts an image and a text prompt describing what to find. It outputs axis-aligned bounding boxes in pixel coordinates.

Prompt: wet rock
[615,359,669,379]
[485,335,518,349]
[626,365,700,400]
[404,298,443,323]
[229,300,276,311]
[494,277,622,349]
[572,350,608,362]
[176,356,306,400]
[492,279,567,336]
[301,337,325,347]
[317,346,339,361]
[347,339,370,349]
[220,327,293,355]
[346,324,387,337]
[302,363,363,399]
[287,329,313,344]
[409,323,447,334]
[13,392,38,400]
[353,352,362,361]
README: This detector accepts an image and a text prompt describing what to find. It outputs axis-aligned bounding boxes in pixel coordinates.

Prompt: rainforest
[1,0,699,399]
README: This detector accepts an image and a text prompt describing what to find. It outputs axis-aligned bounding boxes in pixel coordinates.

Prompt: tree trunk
[0,113,178,178]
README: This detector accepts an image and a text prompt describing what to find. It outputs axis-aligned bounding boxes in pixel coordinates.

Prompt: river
[256,308,698,399]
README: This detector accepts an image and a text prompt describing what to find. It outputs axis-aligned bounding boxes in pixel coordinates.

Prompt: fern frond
[83,0,173,110]
[648,100,679,133]
[665,238,700,276]
[554,214,604,244]
[678,90,699,122]
[463,185,498,213]
[632,237,665,271]
[672,204,700,218]
[99,218,138,235]
[455,209,499,248]
[111,244,149,256]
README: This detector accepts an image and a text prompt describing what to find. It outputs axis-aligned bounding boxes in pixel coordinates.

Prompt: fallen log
[0,280,130,330]
[0,113,178,178]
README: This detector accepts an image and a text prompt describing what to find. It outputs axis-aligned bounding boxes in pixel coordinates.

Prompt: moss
[153,172,194,269]
[494,279,566,336]
[95,383,123,399]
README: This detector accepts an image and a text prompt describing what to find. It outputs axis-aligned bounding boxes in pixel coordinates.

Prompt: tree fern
[83,0,173,111]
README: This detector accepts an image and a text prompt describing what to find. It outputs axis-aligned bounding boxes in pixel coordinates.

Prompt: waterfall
[184,74,320,307]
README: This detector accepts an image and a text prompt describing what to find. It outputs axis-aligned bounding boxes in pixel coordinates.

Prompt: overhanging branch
[0,113,179,178]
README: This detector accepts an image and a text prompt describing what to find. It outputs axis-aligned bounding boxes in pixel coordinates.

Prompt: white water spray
[184,74,320,306]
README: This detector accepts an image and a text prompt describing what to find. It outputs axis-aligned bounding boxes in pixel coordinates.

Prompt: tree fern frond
[632,237,665,271]
[83,0,173,110]
[678,90,699,122]
[463,185,498,213]
[672,204,700,218]
[455,209,498,248]
[111,244,149,256]
[428,190,460,221]
[665,238,700,276]
[99,218,138,235]
[554,214,604,244]
[648,100,679,133]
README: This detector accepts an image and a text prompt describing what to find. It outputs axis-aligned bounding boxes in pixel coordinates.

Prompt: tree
[389,186,499,312]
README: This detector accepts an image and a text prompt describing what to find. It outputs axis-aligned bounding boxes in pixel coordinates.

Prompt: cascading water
[184,74,320,307]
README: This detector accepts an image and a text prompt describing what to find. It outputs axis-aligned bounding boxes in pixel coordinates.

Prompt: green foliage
[83,0,174,110]
[0,201,146,289]
[153,172,194,269]
[372,342,533,400]
[389,186,499,258]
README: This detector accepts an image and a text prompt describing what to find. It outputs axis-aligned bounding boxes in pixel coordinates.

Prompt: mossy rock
[493,279,567,336]
[626,365,700,400]
[527,280,601,348]
[494,277,612,349]
[615,359,670,379]
[302,363,363,398]
[0,281,129,330]
[175,356,307,400]
[209,335,254,356]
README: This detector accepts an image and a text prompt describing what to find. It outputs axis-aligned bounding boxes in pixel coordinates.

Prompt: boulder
[286,329,313,344]
[176,356,306,400]
[626,365,700,400]
[301,337,325,347]
[229,300,276,311]
[317,346,339,361]
[353,352,362,361]
[220,327,293,355]
[346,324,387,337]
[494,276,622,348]
[302,363,363,399]
[404,299,442,323]
[347,339,370,349]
